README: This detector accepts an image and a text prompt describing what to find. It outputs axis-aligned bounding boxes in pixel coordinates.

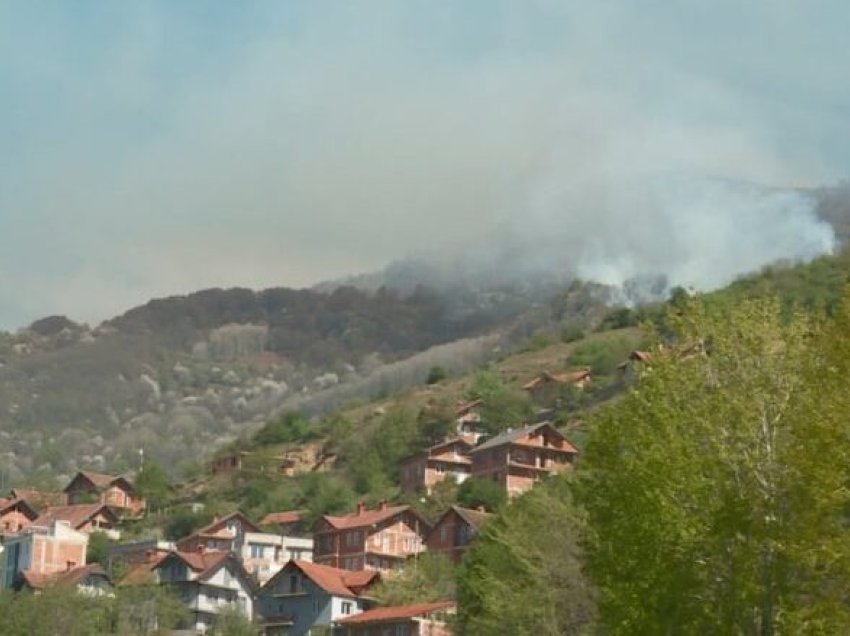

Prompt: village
[0,358,627,635]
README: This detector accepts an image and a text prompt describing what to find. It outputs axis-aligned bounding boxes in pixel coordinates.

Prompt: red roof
[0,497,38,520]
[31,503,117,530]
[456,399,483,416]
[322,504,413,531]
[337,601,455,624]
[167,550,231,575]
[9,489,65,510]
[120,554,168,586]
[274,560,379,597]
[21,564,110,590]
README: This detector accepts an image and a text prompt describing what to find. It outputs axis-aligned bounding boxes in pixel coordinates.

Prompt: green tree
[457,477,506,512]
[135,459,171,512]
[86,530,114,566]
[576,295,850,634]
[372,553,457,605]
[466,370,533,435]
[211,606,256,635]
[457,477,596,635]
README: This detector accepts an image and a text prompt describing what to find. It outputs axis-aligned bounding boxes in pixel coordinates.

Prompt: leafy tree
[466,370,533,435]
[372,553,457,605]
[211,606,256,635]
[135,459,171,511]
[86,530,114,566]
[576,295,850,634]
[457,478,506,512]
[417,398,456,447]
[254,411,317,446]
[164,508,212,541]
[111,583,190,634]
[457,477,596,635]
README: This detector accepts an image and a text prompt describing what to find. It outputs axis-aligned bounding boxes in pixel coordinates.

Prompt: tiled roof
[321,505,412,531]
[120,555,167,586]
[21,564,111,590]
[9,489,65,510]
[79,470,119,488]
[195,511,262,536]
[336,601,455,624]
[451,505,492,531]
[0,496,38,519]
[171,550,231,574]
[469,422,577,454]
[261,511,303,526]
[285,560,379,597]
[31,503,116,529]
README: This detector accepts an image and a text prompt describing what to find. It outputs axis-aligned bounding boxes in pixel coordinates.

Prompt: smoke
[0,2,847,327]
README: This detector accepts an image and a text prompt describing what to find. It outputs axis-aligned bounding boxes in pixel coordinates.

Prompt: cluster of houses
[0,365,604,634]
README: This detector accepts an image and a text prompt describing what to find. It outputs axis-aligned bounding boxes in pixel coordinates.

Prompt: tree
[135,459,171,512]
[86,530,113,566]
[576,295,850,634]
[426,365,449,385]
[457,477,596,635]
[466,370,533,435]
[372,553,457,606]
[457,478,506,512]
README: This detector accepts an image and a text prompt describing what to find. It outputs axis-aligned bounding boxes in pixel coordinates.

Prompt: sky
[1,1,848,328]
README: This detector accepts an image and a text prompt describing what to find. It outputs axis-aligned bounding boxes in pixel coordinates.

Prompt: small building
[152,550,256,634]
[63,470,146,517]
[400,437,473,495]
[30,503,121,539]
[176,511,262,554]
[426,506,491,564]
[521,369,592,405]
[313,502,430,573]
[257,559,379,636]
[469,422,577,498]
[1,520,89,590]
[333,601,456,636]
[455,399,485,443]
[210,451,250,475]
[0,496,39,535]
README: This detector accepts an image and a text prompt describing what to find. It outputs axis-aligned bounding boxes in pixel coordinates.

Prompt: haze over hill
[3,2,850,328]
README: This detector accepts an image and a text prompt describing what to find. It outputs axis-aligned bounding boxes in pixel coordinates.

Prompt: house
[400,437,473,495]
[177,511,313,584]
[0,496,39,535]
[210,451,250,475]
[17,563,114,595]
[333,601,456,636]
[469,422,577,498]
[313,502,430,573]
[176,511,262,554]
[257,559,379,636]
[30,503,121,539]
[1,520,89,589]
[455,399,485,442]
[152,550,256,634]
[521,369,592,405]
[425,506,491,564]
[63,470,146,517]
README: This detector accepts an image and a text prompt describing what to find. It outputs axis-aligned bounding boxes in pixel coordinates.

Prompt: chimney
[378,499,388,511]
[66,560,76,571]
[356,501,366,515]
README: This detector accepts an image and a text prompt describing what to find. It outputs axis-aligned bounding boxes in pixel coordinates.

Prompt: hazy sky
[1,1,848,328]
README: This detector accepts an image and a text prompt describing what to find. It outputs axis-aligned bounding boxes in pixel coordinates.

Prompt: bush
[254,412,318,446]
[426,365,449,384]
[560,325,586,343]
[457,478,507,512]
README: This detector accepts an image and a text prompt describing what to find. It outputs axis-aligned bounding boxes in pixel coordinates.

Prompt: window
[289,575,298,594]
[313,598,321,615]
[440,525,450,543]
[250,544,264,559]
[436,463,445,474]
[342,601,352,615]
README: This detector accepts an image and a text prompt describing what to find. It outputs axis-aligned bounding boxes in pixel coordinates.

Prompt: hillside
[0,279,616,488]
